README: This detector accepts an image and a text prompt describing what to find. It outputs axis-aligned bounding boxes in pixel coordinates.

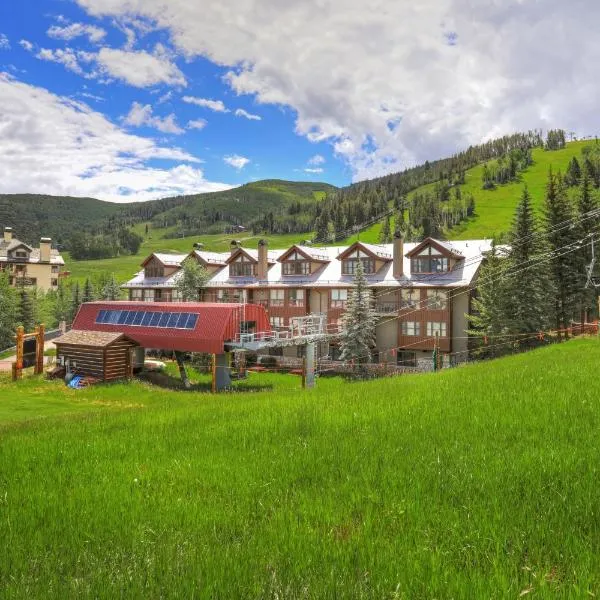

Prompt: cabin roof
[54,330,137,348]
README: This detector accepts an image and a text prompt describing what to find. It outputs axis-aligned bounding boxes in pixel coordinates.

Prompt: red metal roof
[72,301,271,354]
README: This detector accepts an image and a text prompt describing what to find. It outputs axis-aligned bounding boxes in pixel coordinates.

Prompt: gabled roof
[0,238,64,265]
[54,330,138,348]
[277,245,330,263]
[225,247,278,265]
[6,240,34,253]
[141,252,188,268]
[336,241,393,261]
[405,237,465,259]
[189,249,228,267]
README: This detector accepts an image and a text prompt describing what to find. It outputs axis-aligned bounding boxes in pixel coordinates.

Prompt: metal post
[211,353,217,394]
[305,342,316,389]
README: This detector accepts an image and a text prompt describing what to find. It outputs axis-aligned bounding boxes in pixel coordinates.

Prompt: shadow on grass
[136,371,275,394]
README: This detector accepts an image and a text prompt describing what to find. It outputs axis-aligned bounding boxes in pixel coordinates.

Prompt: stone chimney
[393,232,404,278]
[40,237,52,263]
[4,227,13,243]
[257,239,268,280]
[230,240,240,255]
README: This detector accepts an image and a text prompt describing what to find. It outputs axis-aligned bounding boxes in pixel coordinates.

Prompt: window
[426,321,447,337]
[288,289,305,307]
[331,289,348,308]
[397,351,417,367]
[51,266,59,273]
[130,289,143,301]
[145,263,164,278]
[401,321,421,336]
[427,289,448,310]
[241,320,256,334]
[51,279,58,287]
[270,289,285,306]
[411,246,450,274]
[143,289,155,302]
[282,252,311,275]
[270,316,285,328]
[342,249,375,275]
[95,310,199,330]
[15,250,28,259]
[230,254,256,277]
[400,288,419,309]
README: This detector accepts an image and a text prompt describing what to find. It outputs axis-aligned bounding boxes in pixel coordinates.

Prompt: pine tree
[69,281,81,324]
[175,258,210,301]
[54,280,70,324]
[16,287,35,332]
[566,157,582,187]
[82,278,95,304]
[379,215,391,243]
[339,261,377,369]
[544,170,579,334]
[504,186,552,335]
[0,271,17,349]
[100,274,122,301]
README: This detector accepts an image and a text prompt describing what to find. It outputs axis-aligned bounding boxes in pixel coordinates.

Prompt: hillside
[0,179,336,247]
[2,338,600,596]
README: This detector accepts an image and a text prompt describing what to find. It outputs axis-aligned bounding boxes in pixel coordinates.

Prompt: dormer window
[342,250,375,275]
[145,264,164,278]
[230,254,256,277]
[282,251,311,275]
[411,247,449,274]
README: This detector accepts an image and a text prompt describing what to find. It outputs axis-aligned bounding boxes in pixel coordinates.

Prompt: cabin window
[400,288,419,308]
[427,289,448,310]
[270,289,285,306]
[401,321,421,336]
[270,316,285,328]
[51,266,59,273]
[230,254,256,277]
[143,289,155,302]
[15,250,28,259]
[397,351,417,367]
[145,263,164,278]
[411,247,449,274]
[342,250,375,275]
[330,289,348,308]
[426,321,447,337]
[288,289,305,307]
[282,251,311,275]
[130,289,143,301]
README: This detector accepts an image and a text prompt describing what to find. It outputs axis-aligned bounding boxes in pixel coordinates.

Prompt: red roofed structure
[72,301,272,355]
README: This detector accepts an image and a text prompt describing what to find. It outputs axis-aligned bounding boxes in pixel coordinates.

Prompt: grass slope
[1,338,600,597]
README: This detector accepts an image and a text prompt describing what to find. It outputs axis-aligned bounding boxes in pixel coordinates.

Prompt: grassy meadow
[2,338,600,597]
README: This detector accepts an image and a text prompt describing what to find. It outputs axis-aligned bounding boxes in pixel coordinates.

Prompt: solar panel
[95,309,200,330]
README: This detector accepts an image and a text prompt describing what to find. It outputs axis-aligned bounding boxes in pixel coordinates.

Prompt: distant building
[0,227,66,291]
[122,236,493,366]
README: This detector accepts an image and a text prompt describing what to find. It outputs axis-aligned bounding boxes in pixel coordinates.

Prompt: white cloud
[47,22,106,44]
[235,108,261,121]
[224,154,250,169]
[96,47,186,88]
[36,48,90,76]
[79,91,105,102]
[157,90,173,104]
[308,154,325,165]
[0,34,10,50]
[123,101,184,134]
[74,0,600,181]
[19,39,34,52]
[0,73,231,202]
[183,96,228,112]
[187,118,207,130]
[304,167,323,173]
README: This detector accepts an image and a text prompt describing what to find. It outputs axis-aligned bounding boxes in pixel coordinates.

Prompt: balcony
[375,301,400,314]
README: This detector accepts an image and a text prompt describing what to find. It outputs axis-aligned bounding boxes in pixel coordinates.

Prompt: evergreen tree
[339,261,377,369]
[54,280,70,324]
[565,157,582,187]
[69,281,81,324]
[504,186,552,335]
[544,171,579,334]
[100,274,122,301]
[379,215,391,243]
[0,271,17,349]
[16,287,35,332]
[82,278,95,303]
[175,258,210,301]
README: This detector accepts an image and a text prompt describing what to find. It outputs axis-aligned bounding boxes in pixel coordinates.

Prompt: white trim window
[143,289,155,302]
[288,289,305,307]
[230,254,256,277]
[426,321,447,337]
[130,289,143,301]
[270,289,285,306]
[401,321,421,336]
[331,289,348,308]
[400,288,419,308]
[342,249,375,275]
[270,316,285,328]
[427,289,448,310]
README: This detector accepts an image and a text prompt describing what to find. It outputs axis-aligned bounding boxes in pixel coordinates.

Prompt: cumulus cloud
[74,0,600,181]
[308,154,325,165]
[304,167,323,173]
[235,108,261,121]
[123,101,184,134]
[0,34,10,50]
[96,47,186,87]
[187,118,207,130]
[182,96,229,112]
[47,22,106,44]
[36,47,91,76]
[19,39,33,52]
[223,154,250,169]
[0,73,230,202]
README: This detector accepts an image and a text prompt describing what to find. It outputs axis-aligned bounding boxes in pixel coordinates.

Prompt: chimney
[393,232,404,278]
[4,227,13,243]
[40,237,52,263]
[230,240,240,255]
[257,239,268,280]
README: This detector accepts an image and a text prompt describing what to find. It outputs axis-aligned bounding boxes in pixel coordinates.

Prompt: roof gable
[336,241,393,261]
[405,237,464,259]
[277,245,330,263]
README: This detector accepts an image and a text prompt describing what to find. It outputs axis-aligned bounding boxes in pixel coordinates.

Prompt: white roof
[152,253,188,266]
[122,239,493,290]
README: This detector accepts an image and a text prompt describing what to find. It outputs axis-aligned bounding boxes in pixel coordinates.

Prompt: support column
[174,351,191,389]
[305,342,316,389]
[214,353,232,391]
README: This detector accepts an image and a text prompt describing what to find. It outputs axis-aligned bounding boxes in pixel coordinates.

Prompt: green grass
[2,339,600,597]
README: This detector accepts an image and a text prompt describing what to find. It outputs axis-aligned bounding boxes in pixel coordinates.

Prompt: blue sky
[0,0,598,202]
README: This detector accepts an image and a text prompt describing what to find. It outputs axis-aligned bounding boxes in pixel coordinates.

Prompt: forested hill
[0,180,336,247]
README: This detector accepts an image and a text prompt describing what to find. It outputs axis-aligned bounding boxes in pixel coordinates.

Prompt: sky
[1,0,599,203]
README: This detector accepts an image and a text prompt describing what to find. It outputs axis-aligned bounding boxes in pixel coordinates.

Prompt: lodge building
[122,236,493,366]
[0,227,66,291]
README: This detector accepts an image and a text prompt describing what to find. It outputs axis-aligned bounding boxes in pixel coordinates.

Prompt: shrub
[259,355,278,368]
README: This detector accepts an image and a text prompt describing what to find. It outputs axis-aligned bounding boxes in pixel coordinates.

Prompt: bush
[245,352,258,367]
[259,355,278,368]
